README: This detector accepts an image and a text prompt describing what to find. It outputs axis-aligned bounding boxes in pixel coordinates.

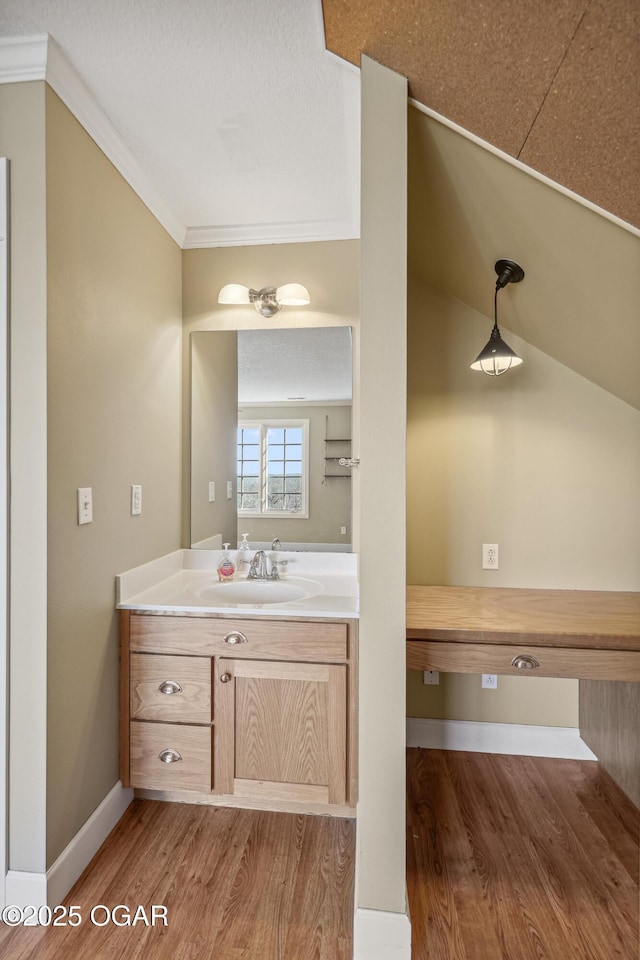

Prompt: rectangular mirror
[190,327,353,551]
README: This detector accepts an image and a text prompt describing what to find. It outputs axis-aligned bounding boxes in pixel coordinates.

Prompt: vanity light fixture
[471,259,524,376]
[218,282,311,318]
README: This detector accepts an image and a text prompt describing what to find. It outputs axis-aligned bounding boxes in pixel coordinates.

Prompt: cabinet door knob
[223,630,248,645]
[220,672,232,683]
[158,748,182,764]
[158,680,182,695]
[511,654,540,670]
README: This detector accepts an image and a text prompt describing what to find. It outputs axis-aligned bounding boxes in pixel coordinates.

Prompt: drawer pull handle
[223,631,248,645]
[511,655,540,670]
[158,748,182,764]
[158,680,182,696]
[220,673,232,684]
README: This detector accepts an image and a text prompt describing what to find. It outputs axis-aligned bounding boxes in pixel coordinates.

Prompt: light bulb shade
[275,283,310,306]
[471,327,523,376]
[218,283,251,304]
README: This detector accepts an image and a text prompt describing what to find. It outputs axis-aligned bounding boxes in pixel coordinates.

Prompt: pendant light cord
[492,283,500,335]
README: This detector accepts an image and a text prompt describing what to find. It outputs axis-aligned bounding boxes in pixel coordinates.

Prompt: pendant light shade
[471,259,524,376]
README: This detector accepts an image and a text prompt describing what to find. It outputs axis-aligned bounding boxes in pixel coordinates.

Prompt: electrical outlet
[226,480,233,499]
[482,674,498,689]
[77,487,93,525]
[423,670,440,685]
[340,526,347,535]
[208,481,216,502]
[131,484,142,516]
[482,543,499,570]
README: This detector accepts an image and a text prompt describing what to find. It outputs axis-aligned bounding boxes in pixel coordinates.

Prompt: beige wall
[407,277,640,726]
[46,89,183,865]
[0,81,48,874]
[191,331,238,546]
[235,403,351,546]
[182,241,359,547]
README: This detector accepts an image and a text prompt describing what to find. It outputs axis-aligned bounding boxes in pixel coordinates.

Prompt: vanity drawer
[130,615,348,663]
[406,640,640,682]
[130,654,212,723]
[130,721,212,792]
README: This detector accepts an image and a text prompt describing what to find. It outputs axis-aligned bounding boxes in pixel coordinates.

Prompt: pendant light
[471,259,524,376]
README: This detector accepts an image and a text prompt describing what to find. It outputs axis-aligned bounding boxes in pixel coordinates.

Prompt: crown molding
[0,34,186,246]
[0,33,48,82]
[183,218,359,248]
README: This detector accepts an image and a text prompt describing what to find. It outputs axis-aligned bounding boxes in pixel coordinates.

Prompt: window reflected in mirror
[190,327,352,552]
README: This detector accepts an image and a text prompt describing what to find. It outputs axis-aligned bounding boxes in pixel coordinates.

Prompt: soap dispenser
[217,543,236,583]
[238,533,251,558]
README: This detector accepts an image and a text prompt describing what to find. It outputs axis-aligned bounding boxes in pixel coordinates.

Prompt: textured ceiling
[238,327,352,404]
[323,0,640,229]
[0,0,360,243]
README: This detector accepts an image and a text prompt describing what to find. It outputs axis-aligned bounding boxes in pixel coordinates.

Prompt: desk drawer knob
[158,748,182,764]
[158,680,182,696]
[223,631,248,645]
[511,654,540,670]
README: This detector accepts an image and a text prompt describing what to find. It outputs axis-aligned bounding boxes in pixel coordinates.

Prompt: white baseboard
[4,870,47,910]
[353,908,411,960]
[406,717,597,761]
[6,780,133,908]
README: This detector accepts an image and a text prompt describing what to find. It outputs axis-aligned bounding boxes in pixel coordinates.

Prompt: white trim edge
[183,219,360,248]
[407,717,597,761]
[6,780,133,908]
[354,908,411,960]
[409,98,640,240]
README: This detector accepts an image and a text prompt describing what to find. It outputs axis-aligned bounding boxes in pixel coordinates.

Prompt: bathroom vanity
[118,550,358,816]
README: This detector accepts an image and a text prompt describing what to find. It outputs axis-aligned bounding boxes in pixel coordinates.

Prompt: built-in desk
[407,586,640,682]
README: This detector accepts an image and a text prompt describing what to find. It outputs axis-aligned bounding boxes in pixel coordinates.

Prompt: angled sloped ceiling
[407,106,640,410]
[323,0,640,229]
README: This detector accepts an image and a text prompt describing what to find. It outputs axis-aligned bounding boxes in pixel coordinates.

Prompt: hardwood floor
[407,748,640,960]
[0,801,355,960]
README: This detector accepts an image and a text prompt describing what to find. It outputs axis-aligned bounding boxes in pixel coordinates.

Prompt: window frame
[237,418,310,519]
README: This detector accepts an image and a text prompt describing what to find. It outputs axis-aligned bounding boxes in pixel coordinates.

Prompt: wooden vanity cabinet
[120,611,357,813]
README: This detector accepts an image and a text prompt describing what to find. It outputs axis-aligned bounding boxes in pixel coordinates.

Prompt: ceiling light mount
[495,259,525,287]
[470,259,525,376]
[218,283,310,318]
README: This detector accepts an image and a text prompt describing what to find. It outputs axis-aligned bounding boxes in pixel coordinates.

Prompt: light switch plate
[208,481,216,502]
[423,670,440,685]
[131,484,142,516]
[77,487,93,525]
[226,480,233,499]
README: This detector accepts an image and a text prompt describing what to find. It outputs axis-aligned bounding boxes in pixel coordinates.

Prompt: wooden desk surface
[407,585,640,652]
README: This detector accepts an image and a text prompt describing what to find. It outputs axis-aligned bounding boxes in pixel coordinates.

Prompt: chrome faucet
[248,550,276,581]
[247,549,288,581]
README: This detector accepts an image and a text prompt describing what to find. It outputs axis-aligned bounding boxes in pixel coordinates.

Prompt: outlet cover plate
[482,543,499,569]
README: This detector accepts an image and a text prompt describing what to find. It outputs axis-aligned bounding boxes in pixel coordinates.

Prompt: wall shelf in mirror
[323,426,352,481]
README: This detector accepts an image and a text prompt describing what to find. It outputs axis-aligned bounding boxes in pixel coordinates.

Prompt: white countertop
[117,549,359,619]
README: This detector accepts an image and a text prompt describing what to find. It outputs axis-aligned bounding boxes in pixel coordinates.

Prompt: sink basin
[192,577,323,606]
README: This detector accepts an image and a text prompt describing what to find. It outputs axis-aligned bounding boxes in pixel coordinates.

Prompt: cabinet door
[215,658,347,805]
